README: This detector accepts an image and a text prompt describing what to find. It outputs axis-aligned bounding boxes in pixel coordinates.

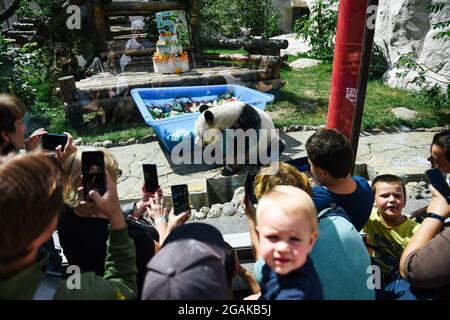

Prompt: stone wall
[374,0,450,92]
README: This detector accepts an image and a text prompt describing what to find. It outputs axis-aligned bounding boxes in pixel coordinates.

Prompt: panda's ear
[204,110,214,125]
[199,104,209,113]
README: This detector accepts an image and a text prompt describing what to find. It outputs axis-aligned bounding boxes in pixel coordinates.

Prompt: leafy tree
[199,0,280,39]
[293,0,338,61]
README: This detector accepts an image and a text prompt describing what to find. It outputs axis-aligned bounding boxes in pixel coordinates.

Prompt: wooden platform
[72,65,283,95]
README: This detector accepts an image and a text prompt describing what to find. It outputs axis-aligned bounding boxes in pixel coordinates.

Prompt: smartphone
[171,184,190,215]
[82,151,106,200]
[244,171,258,205]
[426,168,450,204]
[143,164,159,193]
[42,133,68,152]
[285,156,313,179]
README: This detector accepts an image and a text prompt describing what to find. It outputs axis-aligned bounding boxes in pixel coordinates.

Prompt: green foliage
[0,33,62,128]
[427,2,450,40]
[395,52,449,109]
[17,0,63,20]
[199,0,280,39]
[293,0,338,61]
[369,44,389,80]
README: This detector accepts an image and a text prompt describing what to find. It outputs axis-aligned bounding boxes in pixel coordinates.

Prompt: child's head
[0,152,65,266]
[305,129,354,185]
[254,162,312,200]
[0,94,26,155]
[256,186,318,275]
[372,174,406,219]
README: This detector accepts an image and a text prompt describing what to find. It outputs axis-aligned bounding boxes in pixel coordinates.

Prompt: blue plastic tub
[131,85,274,152]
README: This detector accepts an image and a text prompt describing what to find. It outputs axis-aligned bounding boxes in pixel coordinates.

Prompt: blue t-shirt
[310,214,375,300]
[313,176,374,231]
[259,257,323,300]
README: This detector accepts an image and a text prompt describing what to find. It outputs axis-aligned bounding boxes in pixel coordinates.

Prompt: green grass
[266,62,450,129]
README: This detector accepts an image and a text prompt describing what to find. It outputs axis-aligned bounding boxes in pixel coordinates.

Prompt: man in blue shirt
[305,129,374,231]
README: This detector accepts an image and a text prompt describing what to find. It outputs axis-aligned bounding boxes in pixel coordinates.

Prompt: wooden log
[6,30,36,36]
[104,1,187,16]
[100,46,193,59]
[203,53,282,67]
[205,38,289,50]
[58,76,76,103]
[11,23,35,31]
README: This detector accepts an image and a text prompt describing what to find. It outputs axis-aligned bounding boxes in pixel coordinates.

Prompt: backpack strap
[317,203,351,223]
[32,271,61,300]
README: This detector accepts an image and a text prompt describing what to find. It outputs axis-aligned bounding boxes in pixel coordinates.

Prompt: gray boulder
[222,202,237,216]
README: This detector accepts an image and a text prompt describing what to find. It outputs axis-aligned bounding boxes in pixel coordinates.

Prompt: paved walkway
[101,130,437,201]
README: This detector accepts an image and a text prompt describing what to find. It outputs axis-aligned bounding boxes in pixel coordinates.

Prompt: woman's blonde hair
[63,148,119,207]
[254,162,312,200]
[257,185,318,233]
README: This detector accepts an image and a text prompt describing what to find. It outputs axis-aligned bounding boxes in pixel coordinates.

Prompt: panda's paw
[221,166,236,176]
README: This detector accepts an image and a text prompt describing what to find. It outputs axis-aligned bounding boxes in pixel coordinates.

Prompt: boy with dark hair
[0,152,137,300]
[364,174,419,280]
[305,128,374,231]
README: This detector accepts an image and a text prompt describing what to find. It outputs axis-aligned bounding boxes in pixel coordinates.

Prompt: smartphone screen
[426,168,450,203]
[82,151,106,200]
[171,184,190,215]
[143,164,159,193]
[244,171,257,205]
[42,133,68,152]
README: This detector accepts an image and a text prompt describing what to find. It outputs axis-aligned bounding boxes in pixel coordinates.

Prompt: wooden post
[58,76,84,128]
[186,0,203,66]
[92,0,107,53]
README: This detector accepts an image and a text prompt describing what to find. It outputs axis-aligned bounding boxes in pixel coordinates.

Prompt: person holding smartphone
[400,185,450,299]
[58,148,158,296]
[0,152,137,299]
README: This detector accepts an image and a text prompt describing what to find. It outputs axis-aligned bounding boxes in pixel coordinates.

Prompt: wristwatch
[425,212,446,223]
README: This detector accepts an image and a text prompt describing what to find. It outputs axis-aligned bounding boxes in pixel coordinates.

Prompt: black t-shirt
[58,205,157,295]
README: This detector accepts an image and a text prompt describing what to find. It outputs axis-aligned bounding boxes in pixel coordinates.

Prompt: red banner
[327,0,368,140]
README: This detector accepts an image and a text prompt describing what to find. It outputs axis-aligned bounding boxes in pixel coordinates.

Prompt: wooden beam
[104,1,187,16]
[203,53,282,67]
[205,38,289,50]
[92,0,107,53]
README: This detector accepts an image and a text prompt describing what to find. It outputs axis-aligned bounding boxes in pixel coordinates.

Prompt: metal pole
[350,0,379,170]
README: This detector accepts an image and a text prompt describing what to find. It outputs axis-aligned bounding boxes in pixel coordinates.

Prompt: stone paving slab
[105,130,437,201]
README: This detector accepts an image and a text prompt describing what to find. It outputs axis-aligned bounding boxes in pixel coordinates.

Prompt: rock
[415,127,426,132]
[292,124,302,131]
[370,128,382,133]
[398,125,411,132]
[270,33,311,57]
[231,187,245,207]
[93,142,103,147]
[418,181,427,187]
[73,138,83,146]
[103,140,114,148]
[139,134,156,144]
[118,141,127,146]
[126,138,137,145]
[189,209,197,220]
[195,210,206,220]
[289,58,322,70]
[207,205,222,218]
[237,205,246,217]
[374,0,450,92]
[391,107,418,120]
[222,202,237,216]
[200,206,210,214]
[430,127,446,132]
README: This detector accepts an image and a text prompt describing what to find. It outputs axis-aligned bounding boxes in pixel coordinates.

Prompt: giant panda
[195,100,285,176]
